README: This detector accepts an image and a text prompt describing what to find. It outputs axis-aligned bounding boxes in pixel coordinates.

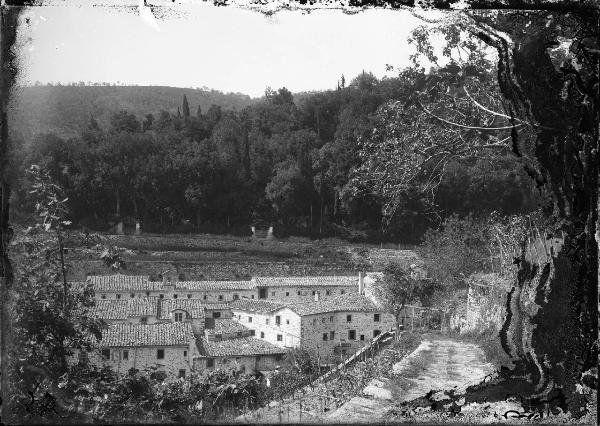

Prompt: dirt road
[327,337,495,423]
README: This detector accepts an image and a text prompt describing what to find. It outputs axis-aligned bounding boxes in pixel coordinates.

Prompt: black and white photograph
[0,0,597,424]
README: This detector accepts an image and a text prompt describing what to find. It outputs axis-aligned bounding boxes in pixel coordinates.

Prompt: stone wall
[193,354,282,372]
[232,308,302,348]
[462,273,511,334]
[261,286,356,303]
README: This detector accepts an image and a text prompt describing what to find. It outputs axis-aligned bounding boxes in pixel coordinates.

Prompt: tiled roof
[206,319,249,335]
[203,303,231,310]
[288,294,382,316]
[90,298,158,320]
[200,337,287,357]
[253,276,358,288]
[159,299,205,320]
[87,275,160,292]
[230,299,287,313]
[175,281,255,291]
[100,323,194,347]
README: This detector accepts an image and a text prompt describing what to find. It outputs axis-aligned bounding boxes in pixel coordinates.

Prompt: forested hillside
[10,72,539,243]
[9,84,255,140]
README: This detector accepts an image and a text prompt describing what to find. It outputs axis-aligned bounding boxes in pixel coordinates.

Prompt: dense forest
[10,71,538,243]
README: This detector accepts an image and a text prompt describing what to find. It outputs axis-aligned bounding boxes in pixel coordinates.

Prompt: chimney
[358,271,365,295]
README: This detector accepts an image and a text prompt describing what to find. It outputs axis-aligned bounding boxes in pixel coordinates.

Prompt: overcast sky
[16,4,436,97]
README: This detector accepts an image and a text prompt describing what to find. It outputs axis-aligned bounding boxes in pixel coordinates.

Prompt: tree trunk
[115,187,121,217]
[482,14,599,413]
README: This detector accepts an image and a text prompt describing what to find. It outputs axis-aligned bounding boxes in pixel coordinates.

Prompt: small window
[130,293,135,298]
[248,316,252,323]
[360,334,365,341]
[326,290,331,296]
[101,349,110,360]
[374,314,381,322]
[146,291,150,297]
[218,295,224,301]
[214,334,222,341]
[187,294,192,299]
[346,314,352,323]
[184,350,187,357]
[233,294,239,300]
[237,332,243,337]
[348,330,356,340]
[323,333,328,341]
[260,332,265,338]
[101,294,106,299]
[116,294,121,299]
[341,290,345,295]
[286,292,289,296]
[206,358,214,368]
[275,316,281,326]
[277,334,283,341]
[330,316,334,322]
[251,295,255,299]
[159,294,164,299]
[297,291,301,296]
[286,319,290,325]
[250,330,256,336]
[373,330,381,338]
[271,291,275,296]
[174,312,183,322]
[212,312,221,319]
[122,350,129,360]
[313,318,317,326]
[266,318,270,325]
[312,291,315,296]
[321,317,326,323]
[157,349,165,359]
[203,295,207,300]
[330,331,335,340]
[173,294,178,299]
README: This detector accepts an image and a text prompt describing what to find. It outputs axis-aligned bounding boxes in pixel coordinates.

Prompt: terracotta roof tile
[203,303,231,310]
[230,299,287,313]
[175,281,255,291]
[100,323,194,347]
[206,319,249,335]
[288,294,382,316]
[200,337,287,357]
[87,275,161,292]
[90,298,158,320]
[159,299,205,320]
[253,276,358,288]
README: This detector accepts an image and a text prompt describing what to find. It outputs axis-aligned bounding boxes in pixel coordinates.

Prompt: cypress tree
[182,94,190,119]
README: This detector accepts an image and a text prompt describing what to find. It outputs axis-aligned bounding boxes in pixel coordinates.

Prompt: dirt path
[327,337,494,423]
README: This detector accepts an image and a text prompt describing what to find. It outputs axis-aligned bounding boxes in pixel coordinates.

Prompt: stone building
[195,336,286,372]
[70,322,198,378]
[251,276,358,302]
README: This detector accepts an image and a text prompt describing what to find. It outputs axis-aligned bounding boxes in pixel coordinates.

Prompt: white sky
[16,4,437,97]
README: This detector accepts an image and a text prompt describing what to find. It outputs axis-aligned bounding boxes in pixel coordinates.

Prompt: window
[271,291,276,297]
[159,294,164,299]
[101,294,106,299]
[330,331,335,340]
[321,317,326,323]
[326,290,331,296]
[275,316,281,326]
[374,314,381,322]
[116,294,121,299]
[248,316,253,323]
[348,330,356,340]
[214,334,222,341]
[260,332,265,338]
[140,316,148,324]
[330,316,334,322]
[360,334,365,341]
[251,295,255,299]
[173,294,178,299]
[212,312,221,319]
[178,369,186,378]
[297,291,301,295]
[341,290,346,295]
[236,332,243,337]
[146,291,150,297]
[312,291,316,296]
[122,350,129,360]
[266,318,270,325]
[286,319,290,325]
[277,334,283,341]
[233,294,239,300]
[174,312,183,322]
[187,294,192,299]
[130,293,135,298]
[203,295,207,300]
[313,318,317,326]
[346,314,352,323]
[101,349,110,360]
[323,333,328,341]
[206,358,214,368]
[373,330,381,338]
[218,295,224,301]
[250,330,256,336]
[184,350,187,357]
[157,349,165,359]
[286,292,289,296]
